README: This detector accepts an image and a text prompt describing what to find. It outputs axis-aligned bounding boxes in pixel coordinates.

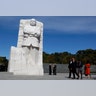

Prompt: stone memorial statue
[8,18,44,75]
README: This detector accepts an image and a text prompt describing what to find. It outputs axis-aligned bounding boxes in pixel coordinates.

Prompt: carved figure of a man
[22,18,41,48]
[22,19,41,66]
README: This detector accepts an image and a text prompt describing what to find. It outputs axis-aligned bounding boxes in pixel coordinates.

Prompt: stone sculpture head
[30,18,36,26]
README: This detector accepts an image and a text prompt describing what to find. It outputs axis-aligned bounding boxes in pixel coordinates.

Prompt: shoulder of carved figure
[20,19,30,26]
[36,21,43,28]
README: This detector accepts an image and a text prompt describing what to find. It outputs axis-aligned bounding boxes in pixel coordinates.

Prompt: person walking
[68,59,73,78]
[71,58,79,79]
[77,60,83,79]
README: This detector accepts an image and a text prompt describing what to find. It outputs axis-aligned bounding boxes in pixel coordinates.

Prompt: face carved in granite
[30,19,36,26]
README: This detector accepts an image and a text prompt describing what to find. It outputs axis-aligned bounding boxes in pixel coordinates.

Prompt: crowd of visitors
[68,58,91,79]
[48,58,91,80]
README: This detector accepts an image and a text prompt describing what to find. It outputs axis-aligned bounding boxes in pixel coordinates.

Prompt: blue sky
[0,16,96,59]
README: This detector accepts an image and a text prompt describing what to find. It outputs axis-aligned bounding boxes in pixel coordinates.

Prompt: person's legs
[75,68,79,79]
[72,70,75,79]
[76,72,79,79]
[69,69,71,78]
[80,69,82,79]
[88,74,91,79]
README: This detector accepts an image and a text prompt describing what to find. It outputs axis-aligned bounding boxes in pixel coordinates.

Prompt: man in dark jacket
[71,58,79,79]
[68,59,73,78]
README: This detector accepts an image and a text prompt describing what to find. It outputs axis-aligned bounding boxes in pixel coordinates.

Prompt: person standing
[49,64,52,75]
[77,60,83,79]
[84,61,91,78]
[53,64,57,75]
[68,59,73,78]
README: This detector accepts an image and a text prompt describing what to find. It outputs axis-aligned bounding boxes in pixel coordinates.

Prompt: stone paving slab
[0,72,96,80]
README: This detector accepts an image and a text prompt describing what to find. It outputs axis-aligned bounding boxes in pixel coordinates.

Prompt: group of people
[49,64,57,75]
[68,58,91,79]
[48,58,91,79]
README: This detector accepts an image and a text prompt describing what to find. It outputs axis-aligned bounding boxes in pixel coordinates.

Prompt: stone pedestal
[8,19,44,75]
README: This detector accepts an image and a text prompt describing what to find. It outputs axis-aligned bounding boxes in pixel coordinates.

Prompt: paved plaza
[0,72,96,80]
